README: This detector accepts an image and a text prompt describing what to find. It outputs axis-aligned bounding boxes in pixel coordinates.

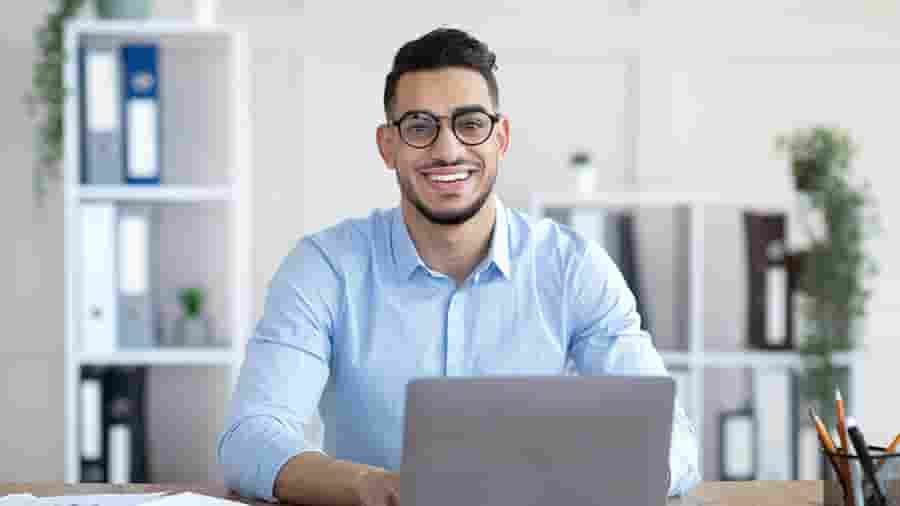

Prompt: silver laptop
[401,375,675,506]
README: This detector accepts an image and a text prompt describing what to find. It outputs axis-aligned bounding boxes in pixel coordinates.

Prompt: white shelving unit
[530,191,862,477]
[62,20,251,483]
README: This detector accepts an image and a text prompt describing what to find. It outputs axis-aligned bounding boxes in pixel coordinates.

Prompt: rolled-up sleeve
[567,244,701,497]
[217,238,339,501]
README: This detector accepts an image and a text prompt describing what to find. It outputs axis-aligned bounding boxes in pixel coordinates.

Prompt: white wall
[3,0,900,482]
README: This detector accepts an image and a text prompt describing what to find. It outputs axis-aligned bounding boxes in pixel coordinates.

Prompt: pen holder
[825,447,900,506]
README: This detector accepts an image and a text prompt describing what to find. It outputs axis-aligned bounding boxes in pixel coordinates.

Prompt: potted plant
[775,125,879,426]
[29,0,87,204]
[175,287,214,347]
[569,150,596,194]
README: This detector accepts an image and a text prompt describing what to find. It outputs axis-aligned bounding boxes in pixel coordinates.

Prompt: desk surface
[0,481,822,506]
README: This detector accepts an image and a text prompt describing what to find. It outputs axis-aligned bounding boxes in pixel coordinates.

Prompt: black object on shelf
[744,212,795,350]
[103,366,149,483]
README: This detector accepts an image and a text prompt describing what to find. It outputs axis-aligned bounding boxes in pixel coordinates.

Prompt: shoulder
[505,206,602,276]
[278,208,394,279]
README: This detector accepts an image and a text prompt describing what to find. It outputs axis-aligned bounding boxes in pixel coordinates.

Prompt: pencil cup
[825,447,900,506]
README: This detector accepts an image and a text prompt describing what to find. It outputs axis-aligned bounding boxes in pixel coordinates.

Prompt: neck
[402,197,497,285]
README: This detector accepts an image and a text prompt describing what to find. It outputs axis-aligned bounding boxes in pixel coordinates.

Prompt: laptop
[401,375,675,506]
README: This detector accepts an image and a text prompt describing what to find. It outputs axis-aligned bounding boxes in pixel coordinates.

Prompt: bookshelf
[62,21,251,483]
[530,191,863,479]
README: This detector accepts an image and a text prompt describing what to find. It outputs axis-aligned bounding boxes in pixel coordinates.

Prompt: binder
[752,369,793,480]
[719,403,756,481]
[80,203,118,353]
[122,44,161,184]
[104,367,149,483]
[80,43,125,185]
[80,366,107,483]
[118,205,157,348]
[744,213,794,350]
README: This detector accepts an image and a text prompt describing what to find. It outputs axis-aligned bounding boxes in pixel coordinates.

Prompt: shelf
[78,348,239,366]
[660,350,860,368]
[530,191,792,211]
[77,185,234,203]
[68,20,235,37]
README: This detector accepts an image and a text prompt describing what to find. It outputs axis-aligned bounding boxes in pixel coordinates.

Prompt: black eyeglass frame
[388,107,502,149]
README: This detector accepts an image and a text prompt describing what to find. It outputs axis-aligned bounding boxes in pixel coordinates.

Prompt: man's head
[377,28,510,227]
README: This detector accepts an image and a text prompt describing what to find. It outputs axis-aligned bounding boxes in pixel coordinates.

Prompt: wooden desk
[0,481,822,506]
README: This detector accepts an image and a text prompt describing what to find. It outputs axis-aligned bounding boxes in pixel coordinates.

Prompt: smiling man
[218,28,700,506]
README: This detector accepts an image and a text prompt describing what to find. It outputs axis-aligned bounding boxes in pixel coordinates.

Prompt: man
[218,28,700,506]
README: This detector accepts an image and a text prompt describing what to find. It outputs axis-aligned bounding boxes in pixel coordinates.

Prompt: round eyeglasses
[389,108,501,149]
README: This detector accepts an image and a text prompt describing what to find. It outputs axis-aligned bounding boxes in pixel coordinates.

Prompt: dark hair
[383,28,499,117]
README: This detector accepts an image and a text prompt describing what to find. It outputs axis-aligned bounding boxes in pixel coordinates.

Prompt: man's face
[377,67,510,226]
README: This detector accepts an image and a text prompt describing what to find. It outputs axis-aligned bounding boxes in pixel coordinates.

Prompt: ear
[495,115,511,161]
[376,124,397,171]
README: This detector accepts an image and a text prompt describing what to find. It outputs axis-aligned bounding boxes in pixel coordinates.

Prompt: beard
[397,165,496,226]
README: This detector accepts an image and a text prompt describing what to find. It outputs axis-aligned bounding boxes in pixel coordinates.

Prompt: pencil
[876,432,900,471]
[809,406,849,496]
[836,388,856,506]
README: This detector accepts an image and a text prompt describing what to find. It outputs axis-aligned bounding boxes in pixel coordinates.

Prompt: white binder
[118,206,156,348]
[79,376,102,460]
[80,203,118,353]
[753,369,793,480]
[108,424,132,484]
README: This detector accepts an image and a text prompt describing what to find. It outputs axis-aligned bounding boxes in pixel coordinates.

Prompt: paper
[140,493,245,506]
[39,494,166,506]
[0,494,165,506]
[0,493,242,506]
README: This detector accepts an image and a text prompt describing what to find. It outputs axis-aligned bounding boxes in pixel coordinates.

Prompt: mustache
[417,158,483,171]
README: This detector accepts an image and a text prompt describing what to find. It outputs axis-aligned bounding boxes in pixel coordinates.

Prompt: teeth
[429,172,469,182]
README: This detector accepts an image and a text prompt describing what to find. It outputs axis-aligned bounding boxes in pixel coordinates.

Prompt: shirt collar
[390,195,512,281]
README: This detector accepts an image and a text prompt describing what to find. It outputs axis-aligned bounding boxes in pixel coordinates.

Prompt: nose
[429,119,466,161]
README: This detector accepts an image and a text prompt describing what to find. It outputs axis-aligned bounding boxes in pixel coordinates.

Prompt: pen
[837,388,857,506]
[808,406,849,498]
[847,417,887,506]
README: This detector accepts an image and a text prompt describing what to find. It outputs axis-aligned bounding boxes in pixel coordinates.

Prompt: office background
[3,0,899,485]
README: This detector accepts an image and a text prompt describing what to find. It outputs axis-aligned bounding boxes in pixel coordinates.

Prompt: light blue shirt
[217,198,701,500]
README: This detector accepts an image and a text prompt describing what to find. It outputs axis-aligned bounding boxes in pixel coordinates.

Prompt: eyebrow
[399,104,493,119]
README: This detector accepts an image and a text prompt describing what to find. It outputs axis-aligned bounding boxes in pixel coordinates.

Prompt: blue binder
[122,44,161,185]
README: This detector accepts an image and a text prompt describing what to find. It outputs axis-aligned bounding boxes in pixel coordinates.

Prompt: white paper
[139,493,246,506]
[766,266,787,346]
[0,494,167,506]
[37,494,166,506]
[127,99,159,179]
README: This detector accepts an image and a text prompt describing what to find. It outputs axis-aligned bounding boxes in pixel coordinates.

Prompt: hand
[353,468,400,506]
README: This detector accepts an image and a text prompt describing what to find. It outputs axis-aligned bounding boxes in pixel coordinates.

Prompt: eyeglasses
[388,107,501,149]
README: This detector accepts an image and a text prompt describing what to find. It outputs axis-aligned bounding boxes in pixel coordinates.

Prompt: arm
[218,239,398,505]
[567,244,701,497]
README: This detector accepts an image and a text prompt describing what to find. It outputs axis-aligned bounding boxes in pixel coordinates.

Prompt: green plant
[178,287,206,318]
[30,0,86,204]
[776,125,880,426]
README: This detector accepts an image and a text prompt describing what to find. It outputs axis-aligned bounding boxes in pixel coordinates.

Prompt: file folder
[122,44,161,184]
[118,205,156,348]
[80,203,118,353]
[80,43,125,185]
